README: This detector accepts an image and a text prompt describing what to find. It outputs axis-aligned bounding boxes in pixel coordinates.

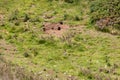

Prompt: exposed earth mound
[42,22,70,36]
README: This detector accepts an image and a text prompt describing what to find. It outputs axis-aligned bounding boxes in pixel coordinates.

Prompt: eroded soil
[42,22,70,37]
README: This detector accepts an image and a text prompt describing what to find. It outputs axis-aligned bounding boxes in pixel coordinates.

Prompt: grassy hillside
[0,0,120,80]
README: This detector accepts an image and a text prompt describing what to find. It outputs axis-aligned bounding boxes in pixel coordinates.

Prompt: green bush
[90,0,120,33]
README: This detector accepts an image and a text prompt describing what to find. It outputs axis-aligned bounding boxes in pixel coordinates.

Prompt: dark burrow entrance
[58,27,61,30]
[42,22,70,36]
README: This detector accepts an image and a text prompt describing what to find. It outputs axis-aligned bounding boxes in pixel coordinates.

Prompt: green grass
[0,0,120,80]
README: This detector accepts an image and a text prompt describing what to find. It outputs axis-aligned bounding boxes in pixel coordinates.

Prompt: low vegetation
[0,0,120,80]
[90,0,120,34]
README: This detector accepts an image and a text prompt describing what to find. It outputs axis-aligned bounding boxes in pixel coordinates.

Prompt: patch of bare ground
[42,22,84,37]
[0,14,4,20]
[0,40,17,54]
[42,22,69,37]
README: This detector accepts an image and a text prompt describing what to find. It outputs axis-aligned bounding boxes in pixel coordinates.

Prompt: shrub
[90,0,120,33]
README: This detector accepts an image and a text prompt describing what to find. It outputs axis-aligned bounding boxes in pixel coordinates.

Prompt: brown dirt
[0,40,17,54]
[42,22,70,37]
[0,14,5,21]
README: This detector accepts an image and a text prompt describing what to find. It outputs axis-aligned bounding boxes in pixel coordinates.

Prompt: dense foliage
[90,0,120,33]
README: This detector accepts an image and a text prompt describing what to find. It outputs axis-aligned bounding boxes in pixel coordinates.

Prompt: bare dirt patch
[0,40,17,54]
[0,14,4,20]
[42,22,70,37]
